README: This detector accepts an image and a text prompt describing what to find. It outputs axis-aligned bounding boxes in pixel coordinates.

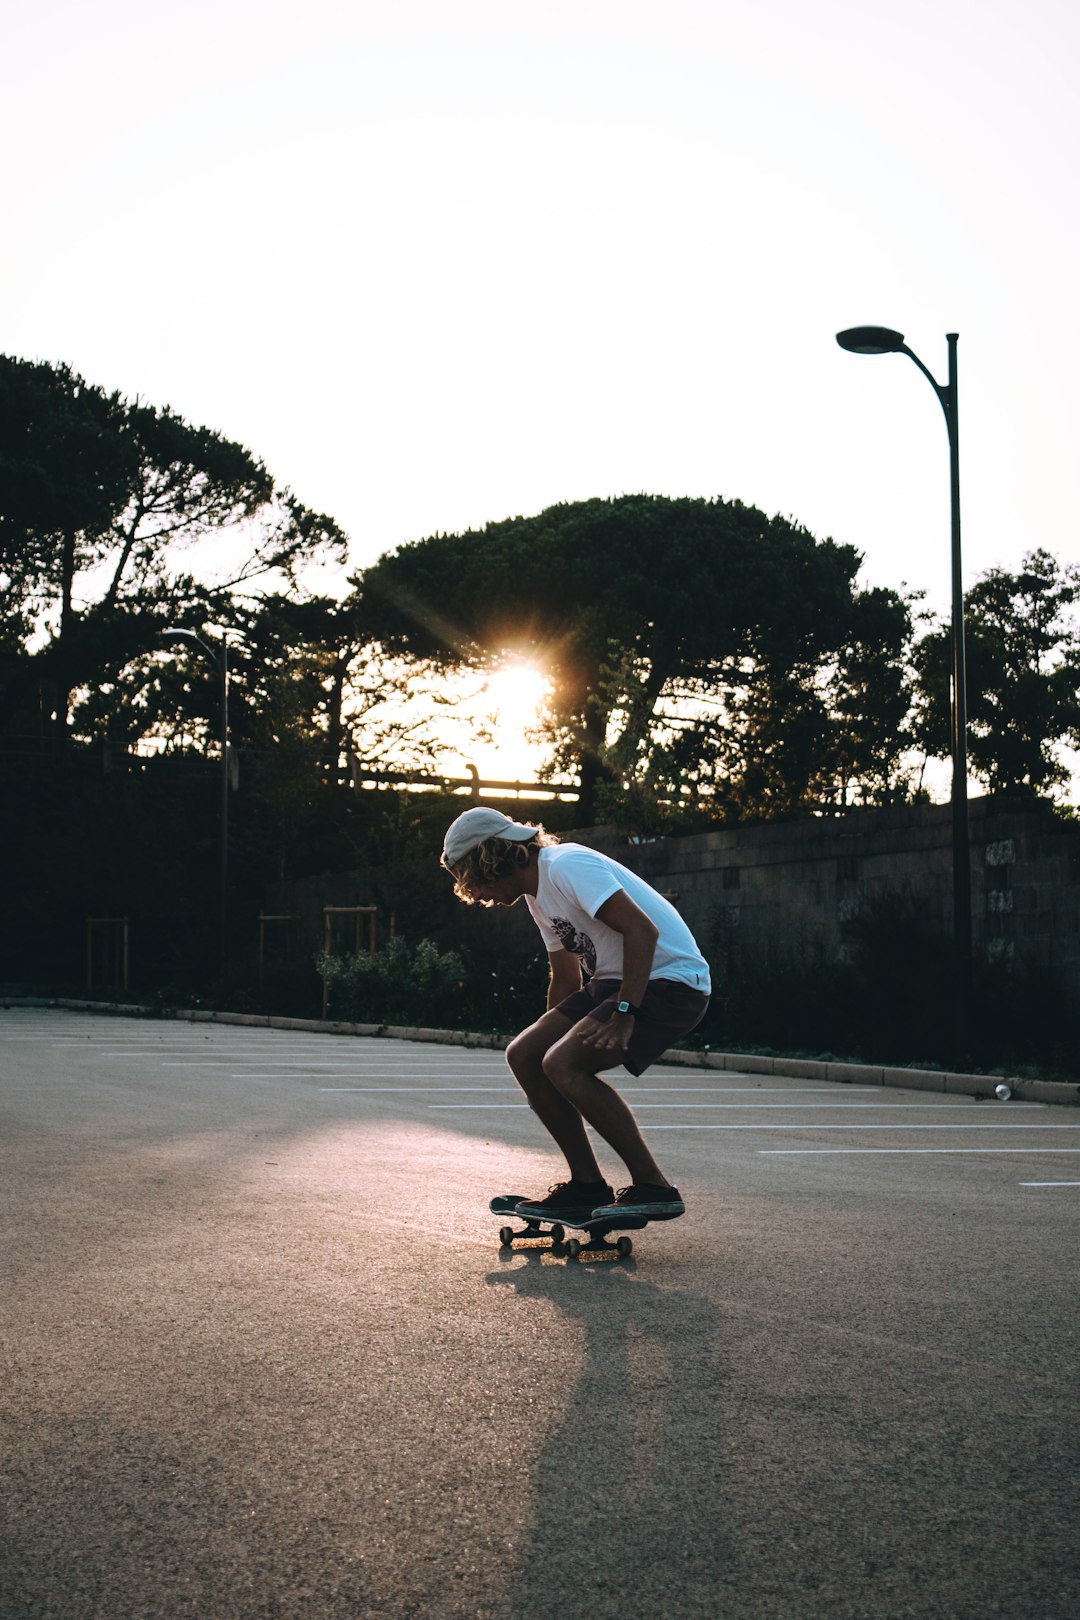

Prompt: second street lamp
[835,325,972,1067]
[163,628,230,972]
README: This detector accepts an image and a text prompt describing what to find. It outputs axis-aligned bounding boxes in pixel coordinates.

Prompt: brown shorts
[554,977,710,1076]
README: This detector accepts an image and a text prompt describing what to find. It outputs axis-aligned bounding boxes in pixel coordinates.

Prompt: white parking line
[208,1064,501,1074]
[322,1092,952,1102]
[291,1077,508,1086]
[425,1113,1073,1129]
[166,1059,485,1067]
[761,1148,1080,1156]
[626,1086,883,1094]
[321,1086,519,1093]
[1019,1181,1080,1187]
[443,1101,1043,1111]
[647,1124,1078,1131]
[318,1083,885,1095]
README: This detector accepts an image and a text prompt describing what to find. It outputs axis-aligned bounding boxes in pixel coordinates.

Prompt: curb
[5,996,1079,1107]
[651,1046,1080,1106]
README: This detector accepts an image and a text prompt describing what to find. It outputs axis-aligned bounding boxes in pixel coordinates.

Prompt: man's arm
[597,887,659,1006]
[547,949,583,1011]
[580,888,659,1058]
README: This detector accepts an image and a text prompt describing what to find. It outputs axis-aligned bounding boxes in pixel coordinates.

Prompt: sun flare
[473,660,550,783]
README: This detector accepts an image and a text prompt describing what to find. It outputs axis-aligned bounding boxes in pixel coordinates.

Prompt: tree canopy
[352,494,915,821]
[913,548,1080,796]
[0,354,347,746]
[3,353,1077,838]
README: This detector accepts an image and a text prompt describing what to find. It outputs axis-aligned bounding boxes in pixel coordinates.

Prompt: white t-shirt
[525,843,711,993]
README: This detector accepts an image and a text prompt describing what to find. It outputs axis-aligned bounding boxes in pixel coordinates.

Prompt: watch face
[617,1000,631,1014]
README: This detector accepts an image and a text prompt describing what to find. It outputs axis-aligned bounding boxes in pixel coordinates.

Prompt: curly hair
[445,827,560,905]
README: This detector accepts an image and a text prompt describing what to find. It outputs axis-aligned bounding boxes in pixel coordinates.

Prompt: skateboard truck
[490,1195,645,1259]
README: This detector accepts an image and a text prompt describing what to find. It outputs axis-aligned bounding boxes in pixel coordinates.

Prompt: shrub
[318,937,467,1028]
[454,947,550,1035]
[317,936,551,1036]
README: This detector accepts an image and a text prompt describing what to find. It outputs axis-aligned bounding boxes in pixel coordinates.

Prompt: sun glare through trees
[458,660,551,785]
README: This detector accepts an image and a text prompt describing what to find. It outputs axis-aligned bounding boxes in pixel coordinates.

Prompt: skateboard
[490,1194,647,1259]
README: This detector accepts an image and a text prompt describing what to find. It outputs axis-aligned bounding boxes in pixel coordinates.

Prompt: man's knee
[541,1033,587,1094]
[506,1021,556,1081]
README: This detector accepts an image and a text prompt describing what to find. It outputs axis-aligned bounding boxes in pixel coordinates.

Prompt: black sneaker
[515,1179,615,1224]
[591,1184,686,1221]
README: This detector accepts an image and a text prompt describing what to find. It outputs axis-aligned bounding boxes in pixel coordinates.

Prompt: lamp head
[836,325,906,355]
[162,627,223,670]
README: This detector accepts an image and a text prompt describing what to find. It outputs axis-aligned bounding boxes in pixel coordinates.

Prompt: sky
[3,0,1078,780]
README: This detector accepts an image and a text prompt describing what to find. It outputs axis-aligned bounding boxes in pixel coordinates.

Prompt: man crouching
[441,806,711,1225]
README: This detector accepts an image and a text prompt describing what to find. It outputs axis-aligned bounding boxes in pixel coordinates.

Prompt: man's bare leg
[505,1010,606,1183]
[541,1021,671,1187]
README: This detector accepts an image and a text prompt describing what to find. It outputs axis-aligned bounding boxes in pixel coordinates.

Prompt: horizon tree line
[2,352,1078,833]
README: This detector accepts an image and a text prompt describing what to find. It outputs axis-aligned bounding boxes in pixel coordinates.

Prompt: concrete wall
[581,797,1080,992]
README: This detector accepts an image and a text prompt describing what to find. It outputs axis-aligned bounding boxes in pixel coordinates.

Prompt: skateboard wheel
[498,1226,515,1247]
[549,1223,565,1244]
[616,1236,633,1257]
[566,1237,582,1258]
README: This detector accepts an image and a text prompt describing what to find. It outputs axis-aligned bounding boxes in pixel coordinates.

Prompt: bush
[316,936,552,1036]
[318,937,467,1028]
[454,947,550,1035]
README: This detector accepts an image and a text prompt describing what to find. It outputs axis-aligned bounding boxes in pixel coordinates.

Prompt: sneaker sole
[514,1205,602,1225]
[592,1205,686,1222]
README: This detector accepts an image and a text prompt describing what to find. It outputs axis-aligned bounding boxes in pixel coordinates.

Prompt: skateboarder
[441,806,711,1226]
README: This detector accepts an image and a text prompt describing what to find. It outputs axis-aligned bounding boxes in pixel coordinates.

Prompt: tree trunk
[54,530,78,753]
[575,699,614,826]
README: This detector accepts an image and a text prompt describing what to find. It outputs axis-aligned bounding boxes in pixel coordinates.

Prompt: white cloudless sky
[3,0,1077,628]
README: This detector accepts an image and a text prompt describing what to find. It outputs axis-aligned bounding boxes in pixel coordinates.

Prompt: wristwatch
[615,999,643,1018]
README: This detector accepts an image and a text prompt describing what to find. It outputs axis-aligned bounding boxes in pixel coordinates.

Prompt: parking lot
[2,1006,1078,1618]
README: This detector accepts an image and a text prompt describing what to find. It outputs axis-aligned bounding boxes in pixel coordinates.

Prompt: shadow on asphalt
[486,1250,732,1617]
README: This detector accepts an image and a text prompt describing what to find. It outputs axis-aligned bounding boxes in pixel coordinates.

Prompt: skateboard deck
[490,1194,647,1259]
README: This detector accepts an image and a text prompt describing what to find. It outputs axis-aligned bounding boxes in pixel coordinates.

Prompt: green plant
[317,936,467,1027]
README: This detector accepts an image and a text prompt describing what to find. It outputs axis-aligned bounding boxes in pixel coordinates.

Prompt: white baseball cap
[442,806,539,866]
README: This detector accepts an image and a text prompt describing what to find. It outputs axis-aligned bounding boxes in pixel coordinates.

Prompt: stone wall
[581,797,1080,992]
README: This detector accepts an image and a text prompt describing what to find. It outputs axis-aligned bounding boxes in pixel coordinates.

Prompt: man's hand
[580,1009,634,1059]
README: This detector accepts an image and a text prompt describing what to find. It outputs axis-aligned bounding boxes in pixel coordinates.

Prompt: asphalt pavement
[2,1006,1077,1619]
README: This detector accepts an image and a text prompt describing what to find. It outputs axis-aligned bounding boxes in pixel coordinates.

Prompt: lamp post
[835,325,971,1066]
[163,628,230,971]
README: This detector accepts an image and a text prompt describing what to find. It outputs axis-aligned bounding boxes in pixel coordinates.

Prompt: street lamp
[162,628,230,971]
[836,325,971,1066]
